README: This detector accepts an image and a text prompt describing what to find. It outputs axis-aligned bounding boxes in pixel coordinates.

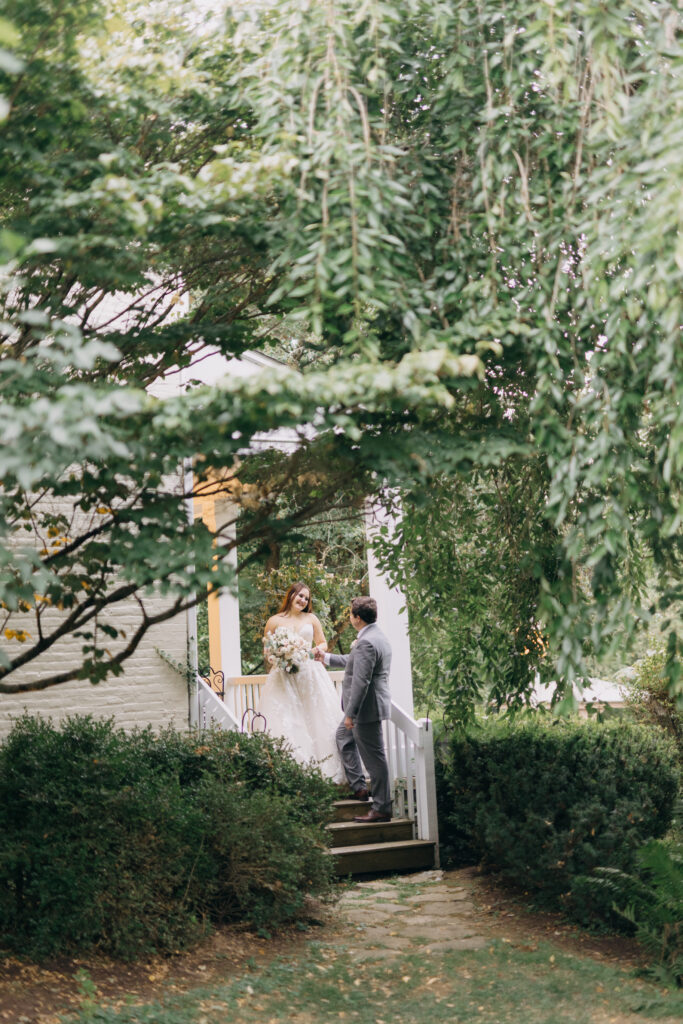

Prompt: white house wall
[0,486,190,739]
[0,595,189,740]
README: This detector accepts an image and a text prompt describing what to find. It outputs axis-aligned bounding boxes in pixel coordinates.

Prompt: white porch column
[184,459,199,726]
[213,498,242,678]
[365,500,414,716]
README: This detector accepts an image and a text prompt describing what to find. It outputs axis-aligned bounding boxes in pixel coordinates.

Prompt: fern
[635,839,683,985]
[586,840,682,987]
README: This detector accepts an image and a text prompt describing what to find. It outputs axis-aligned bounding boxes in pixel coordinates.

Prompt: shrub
[434,723,480,867]
[0,716,336,959]
[437,717,680,912]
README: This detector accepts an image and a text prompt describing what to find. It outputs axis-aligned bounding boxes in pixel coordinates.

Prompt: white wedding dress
[257,621,345,783]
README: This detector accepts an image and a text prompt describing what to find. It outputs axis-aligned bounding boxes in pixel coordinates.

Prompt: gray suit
[329,623,392,815]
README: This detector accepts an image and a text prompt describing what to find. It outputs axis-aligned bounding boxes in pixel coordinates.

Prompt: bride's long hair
[278,582,312,614]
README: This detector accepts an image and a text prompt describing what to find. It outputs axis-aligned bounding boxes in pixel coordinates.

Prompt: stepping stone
[421,936,488,952]
[355,929,407,950]
[400,870,443,884]
[342,908,406,926]
[404,900,475,916]
[406,890,470,904]
[359,889,398,899]
[407,923,481,941]
[406,906,475,927]
[341,900,407,915]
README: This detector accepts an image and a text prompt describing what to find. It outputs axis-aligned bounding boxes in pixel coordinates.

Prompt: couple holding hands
[260,583,393,823]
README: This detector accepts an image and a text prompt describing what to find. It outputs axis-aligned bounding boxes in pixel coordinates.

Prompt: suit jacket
[328,623,392,723]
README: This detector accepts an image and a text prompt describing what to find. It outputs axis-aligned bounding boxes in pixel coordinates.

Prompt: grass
[60,938,683,1024]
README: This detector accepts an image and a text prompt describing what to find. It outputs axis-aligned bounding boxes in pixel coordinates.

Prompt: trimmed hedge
[0,715,337,960]
[437,717,680,915]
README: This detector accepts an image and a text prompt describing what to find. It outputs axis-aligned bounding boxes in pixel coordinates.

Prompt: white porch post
[365,499,414,716]
[213,498,242,678]
[184,459,199,727]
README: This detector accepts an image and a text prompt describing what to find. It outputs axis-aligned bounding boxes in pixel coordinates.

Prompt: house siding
[0,595,190,739]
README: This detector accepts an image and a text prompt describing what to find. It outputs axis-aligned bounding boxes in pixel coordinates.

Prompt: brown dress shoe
[353,787,370,801]
[353,809,391,823]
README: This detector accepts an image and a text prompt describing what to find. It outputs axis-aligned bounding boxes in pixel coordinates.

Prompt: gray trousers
[336,718,392,815]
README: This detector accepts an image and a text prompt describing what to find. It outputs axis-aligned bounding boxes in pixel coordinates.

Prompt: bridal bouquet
[264,627,309,674]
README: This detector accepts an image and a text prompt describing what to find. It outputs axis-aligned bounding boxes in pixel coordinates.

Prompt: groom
[315,596,392,823]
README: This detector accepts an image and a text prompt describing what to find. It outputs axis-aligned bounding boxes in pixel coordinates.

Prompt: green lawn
[61,939,682,1024]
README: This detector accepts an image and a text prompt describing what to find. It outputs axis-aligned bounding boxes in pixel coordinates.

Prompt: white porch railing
[192,673,241,731]
[191,671,439,864]
[383,701,440,862]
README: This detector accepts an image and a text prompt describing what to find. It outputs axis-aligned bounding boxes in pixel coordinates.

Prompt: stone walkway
[334,870,488,961]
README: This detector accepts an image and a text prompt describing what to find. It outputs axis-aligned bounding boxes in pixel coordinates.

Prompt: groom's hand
[313,645,325,662]
[344,716,354,730]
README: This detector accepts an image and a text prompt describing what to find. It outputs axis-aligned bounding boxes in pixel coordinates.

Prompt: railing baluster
[406,738,416,828]
[387,721,397,806]
[398,730,409,830]
[399,729,408,781]
[394,723,402,787]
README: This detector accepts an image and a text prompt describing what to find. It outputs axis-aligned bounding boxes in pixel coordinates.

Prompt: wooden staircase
[195,677,441,873]
[327,798,436,876]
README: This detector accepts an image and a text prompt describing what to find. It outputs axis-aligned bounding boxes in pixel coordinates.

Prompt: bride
[258,582,345,783]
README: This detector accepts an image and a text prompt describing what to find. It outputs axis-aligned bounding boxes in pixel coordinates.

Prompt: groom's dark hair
[351,596,377,624]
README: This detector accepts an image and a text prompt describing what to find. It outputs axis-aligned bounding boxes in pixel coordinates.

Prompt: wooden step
[329,839,436,876]
[332,799,374,822]
[327,818,413,848]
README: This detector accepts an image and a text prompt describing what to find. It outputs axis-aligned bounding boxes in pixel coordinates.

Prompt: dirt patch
[456,865,647,970]
[0,917,324,1024]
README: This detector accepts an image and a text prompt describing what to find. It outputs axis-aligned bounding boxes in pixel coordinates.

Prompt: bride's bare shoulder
[264,614,285,634]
